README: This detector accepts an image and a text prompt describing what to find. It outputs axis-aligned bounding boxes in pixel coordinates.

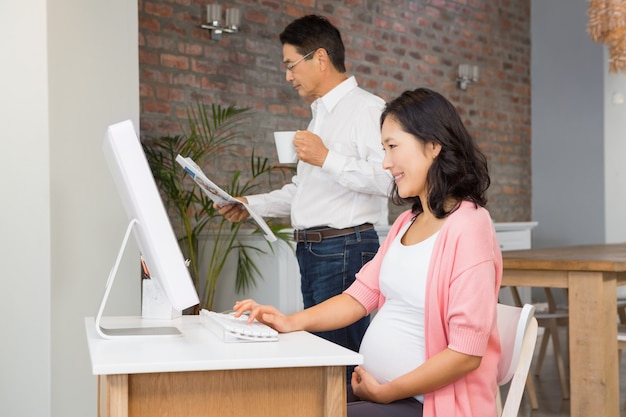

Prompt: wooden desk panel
[99,366,345,417]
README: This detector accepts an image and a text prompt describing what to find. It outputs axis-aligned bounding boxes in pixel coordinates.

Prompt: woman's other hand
[351,366,387,403]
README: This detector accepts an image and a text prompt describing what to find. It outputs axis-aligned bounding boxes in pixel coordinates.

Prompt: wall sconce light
[456,64,479,90]
[200,4,241,41]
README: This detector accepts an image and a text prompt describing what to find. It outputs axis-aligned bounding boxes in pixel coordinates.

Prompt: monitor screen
[101,120,199,324]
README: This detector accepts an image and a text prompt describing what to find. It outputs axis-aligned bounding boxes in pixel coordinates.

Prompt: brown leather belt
[293,223,374,243]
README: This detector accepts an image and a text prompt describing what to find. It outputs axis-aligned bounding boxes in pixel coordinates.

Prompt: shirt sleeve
[446,259,499,356]
[245,175,299,218]
[321,103,391,197]
[437,206,501,357]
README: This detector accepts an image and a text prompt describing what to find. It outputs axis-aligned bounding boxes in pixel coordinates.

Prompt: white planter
[197,230,302,313]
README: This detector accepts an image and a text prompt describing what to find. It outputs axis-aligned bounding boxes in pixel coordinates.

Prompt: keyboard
[200,309,278,342]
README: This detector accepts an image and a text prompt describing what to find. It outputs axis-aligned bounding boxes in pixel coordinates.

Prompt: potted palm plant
[143,102,291,311]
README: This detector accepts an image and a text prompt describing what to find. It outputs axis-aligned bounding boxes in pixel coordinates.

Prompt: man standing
[219,15,390,356]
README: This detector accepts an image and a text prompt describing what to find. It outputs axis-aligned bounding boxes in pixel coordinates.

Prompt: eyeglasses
[285,50,316,72]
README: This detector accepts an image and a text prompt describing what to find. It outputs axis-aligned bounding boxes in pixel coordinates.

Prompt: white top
[246,76,391,229]
[358,222,438,402]
[85,316,362,375]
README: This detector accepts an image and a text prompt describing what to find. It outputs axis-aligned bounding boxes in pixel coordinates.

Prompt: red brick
[156,85,185,101]
[144,2,174,18]
[143,100,171,114]
[139,83,154,98]
[139,50,159,65]
[161,54,189,70]
[139,16,160,32]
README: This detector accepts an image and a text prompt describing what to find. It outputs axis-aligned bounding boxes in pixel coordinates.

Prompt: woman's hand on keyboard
[233,299,296,333]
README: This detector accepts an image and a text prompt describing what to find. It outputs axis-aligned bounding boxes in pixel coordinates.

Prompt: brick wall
[139,0,531,223]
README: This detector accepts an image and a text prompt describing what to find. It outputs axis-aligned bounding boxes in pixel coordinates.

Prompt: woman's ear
[431,142,442,159]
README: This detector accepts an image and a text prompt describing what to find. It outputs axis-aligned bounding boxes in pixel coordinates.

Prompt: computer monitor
[96,120,199,338]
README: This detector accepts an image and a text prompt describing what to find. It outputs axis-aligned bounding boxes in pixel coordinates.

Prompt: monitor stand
[95,219,181,338]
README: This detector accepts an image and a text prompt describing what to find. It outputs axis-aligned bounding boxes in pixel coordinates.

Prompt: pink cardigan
[345,201,502,417]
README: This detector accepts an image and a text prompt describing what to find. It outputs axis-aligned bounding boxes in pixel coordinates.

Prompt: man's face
[282,44,322,100]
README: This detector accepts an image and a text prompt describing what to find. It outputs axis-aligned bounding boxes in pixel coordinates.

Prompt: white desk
[85,316,362,417]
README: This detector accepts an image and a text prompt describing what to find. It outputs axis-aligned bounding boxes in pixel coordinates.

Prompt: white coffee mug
[273,131,297,163]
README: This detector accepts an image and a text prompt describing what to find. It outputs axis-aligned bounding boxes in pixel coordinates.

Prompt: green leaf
[143,101,291,311]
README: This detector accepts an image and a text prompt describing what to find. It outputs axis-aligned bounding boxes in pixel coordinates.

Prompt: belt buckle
[308,231,323,243]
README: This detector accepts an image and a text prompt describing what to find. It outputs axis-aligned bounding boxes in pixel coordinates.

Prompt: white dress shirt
[246,76,391,229]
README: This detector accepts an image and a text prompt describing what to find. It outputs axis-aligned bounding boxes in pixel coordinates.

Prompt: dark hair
[279,15,346,73]
[381,88,490,218]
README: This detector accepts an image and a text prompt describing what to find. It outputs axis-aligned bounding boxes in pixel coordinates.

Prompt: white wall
[48,1,141,415]
[604,48,626,244]
[0,1,51,416]
[531,0,626,248]
[0,1,140,416]
[531,0,606,248]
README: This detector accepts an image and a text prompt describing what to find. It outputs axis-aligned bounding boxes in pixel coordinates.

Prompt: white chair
[509,286,569,403]
[618,300,626,324]
[617,325,626,409]
[532,288,569,400]
[496,303,538,417]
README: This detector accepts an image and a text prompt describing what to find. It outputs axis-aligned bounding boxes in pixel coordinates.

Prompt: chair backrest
[496,303,538,417]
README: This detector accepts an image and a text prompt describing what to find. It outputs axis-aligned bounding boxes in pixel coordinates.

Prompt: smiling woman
[381,117,439,203]
[232,87,502,417]
[381,88,490,218]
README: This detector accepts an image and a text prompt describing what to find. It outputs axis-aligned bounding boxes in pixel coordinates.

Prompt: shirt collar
[312,76,358,114]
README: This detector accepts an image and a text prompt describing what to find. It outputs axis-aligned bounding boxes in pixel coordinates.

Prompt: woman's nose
[382,153,392,170]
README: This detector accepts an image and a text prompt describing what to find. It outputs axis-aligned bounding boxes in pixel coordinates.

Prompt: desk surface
[503,242,626,272]
[85,316,363,375]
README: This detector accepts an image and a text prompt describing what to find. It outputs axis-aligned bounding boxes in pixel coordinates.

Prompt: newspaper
[175,155,277,242]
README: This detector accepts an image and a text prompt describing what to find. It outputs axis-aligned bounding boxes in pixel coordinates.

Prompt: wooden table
[85,316,362,417]
[502,243,626,417]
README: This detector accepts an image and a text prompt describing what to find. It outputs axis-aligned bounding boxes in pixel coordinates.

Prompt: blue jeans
[296,228,379,355]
